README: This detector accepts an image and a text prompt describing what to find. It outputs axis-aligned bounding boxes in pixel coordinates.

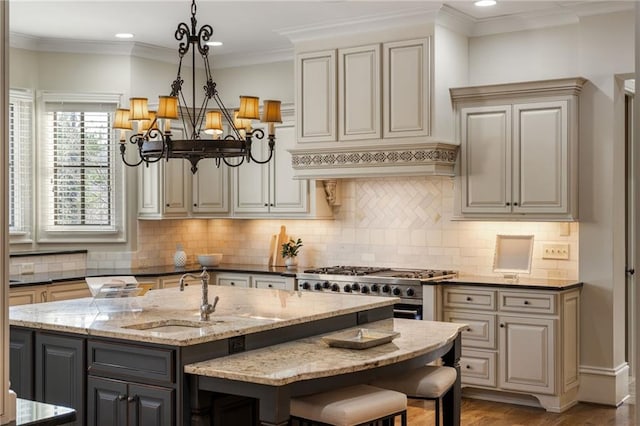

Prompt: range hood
[289,141,459,180]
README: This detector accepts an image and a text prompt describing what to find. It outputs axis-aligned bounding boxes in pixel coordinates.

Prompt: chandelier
[113,0,281,174]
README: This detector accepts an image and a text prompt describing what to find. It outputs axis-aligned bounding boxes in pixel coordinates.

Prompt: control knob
[343,284,352,293]
[406,288,415,297]
[314,283,323,291]
[382,285,391,293]
[351,283,360,291]
[392,287,402,296]
[331,283,340,292]
[301,282,310,290]
[371,284,379,292]
[323,281,331,289]
[360,286,370,294]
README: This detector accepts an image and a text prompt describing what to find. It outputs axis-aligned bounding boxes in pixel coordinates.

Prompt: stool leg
[435,398,441,426]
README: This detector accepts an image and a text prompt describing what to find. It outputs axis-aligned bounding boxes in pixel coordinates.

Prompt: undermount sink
[122,319,224,333]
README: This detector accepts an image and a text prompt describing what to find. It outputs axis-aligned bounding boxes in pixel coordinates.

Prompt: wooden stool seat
[371,365,457,426]
[290,384,407,426]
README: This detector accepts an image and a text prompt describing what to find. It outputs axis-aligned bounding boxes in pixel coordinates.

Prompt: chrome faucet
[179,267,219,321]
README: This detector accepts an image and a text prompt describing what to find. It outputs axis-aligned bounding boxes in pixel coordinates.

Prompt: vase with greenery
[281,238,303,268]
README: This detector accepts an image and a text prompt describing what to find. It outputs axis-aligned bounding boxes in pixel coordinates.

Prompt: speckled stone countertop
[439,275,583,290]
[9,286,398,346]
[9,263,297,287]
[184,318,465,386]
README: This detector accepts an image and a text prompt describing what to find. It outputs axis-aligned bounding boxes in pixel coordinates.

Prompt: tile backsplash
[130,176,579,280]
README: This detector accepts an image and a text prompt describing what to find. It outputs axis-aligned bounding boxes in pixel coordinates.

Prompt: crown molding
[277,5,441,44]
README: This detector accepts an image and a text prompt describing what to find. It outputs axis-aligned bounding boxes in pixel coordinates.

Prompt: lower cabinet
[87,376,174,426]
[9,328,33,399]
[35,332,85,425]
[442,285,580,412]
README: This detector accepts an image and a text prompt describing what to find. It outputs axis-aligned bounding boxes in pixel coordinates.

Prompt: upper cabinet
[450,77,587,221]
[138,106,333,220]
[291,35,459,179]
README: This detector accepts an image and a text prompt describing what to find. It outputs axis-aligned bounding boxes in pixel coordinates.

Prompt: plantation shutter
[8,89,33,235]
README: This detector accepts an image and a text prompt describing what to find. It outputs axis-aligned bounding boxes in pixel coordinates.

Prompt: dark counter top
[437,275,583,291]
[10,249,88,258]
[15,398,76,425]
[9,263,297,287]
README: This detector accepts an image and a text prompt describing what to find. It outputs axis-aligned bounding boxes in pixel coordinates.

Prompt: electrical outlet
[542,243,570,260]
[20,262,35,275]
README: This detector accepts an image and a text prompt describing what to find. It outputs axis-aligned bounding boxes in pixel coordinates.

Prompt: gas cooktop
[299,266,457,283]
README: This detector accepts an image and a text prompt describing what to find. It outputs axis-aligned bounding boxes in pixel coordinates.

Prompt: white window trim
[9,88,34,245]
[36,91,127,243]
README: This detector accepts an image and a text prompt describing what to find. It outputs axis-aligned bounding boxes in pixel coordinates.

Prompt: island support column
[441,333,462,426]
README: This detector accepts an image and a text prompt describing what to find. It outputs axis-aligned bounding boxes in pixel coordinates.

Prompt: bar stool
[290,384,407,426]
[370,365,457,426]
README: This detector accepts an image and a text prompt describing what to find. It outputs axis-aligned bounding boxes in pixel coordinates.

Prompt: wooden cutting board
[273,225,289,267]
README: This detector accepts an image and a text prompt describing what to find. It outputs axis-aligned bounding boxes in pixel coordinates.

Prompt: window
[9,89,33,241]
[39,92,125,242]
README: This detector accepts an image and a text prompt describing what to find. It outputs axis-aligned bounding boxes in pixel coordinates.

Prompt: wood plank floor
[400,398,635,425]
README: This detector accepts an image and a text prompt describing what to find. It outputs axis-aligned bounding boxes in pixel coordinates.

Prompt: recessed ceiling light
[474,0,497,6]
[206,41,223,47]
[115,33,134,39]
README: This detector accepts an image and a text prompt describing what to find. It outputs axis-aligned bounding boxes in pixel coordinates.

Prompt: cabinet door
[192,158,230,214]
[36,333,85,424]
[9,328,33,399]
[498,316,555,394]
[513,101,568,213]
[296,50,337,142]
[217,274,250,288]
[9,287,42,305]
[138,161,161,217]
[128,383,174,426]
[233,125,270,214]
[383,38,430,139]
[87,376,127,426]
[252,275,290,290]
[270,123,308,213]
[163,158,190,215]
[47,281,91,302]
[338,44,380,141]
[460,105,512,213]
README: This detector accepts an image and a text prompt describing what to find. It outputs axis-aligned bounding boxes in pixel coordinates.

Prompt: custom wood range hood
[287,15,462,180]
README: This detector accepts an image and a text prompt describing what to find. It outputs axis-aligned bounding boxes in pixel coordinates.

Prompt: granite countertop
[184,318,465,386]
[9,263,297,287]
[9,286,398,346]
[440,274,583,290]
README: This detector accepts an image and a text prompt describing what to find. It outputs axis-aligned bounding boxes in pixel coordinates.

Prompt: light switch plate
[542,243,570,260]
[20,262,35,275]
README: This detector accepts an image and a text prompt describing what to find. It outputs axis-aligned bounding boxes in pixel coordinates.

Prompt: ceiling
[8,1,633,67]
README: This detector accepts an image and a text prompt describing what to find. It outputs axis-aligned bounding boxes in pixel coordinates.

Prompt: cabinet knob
[513,202,519,206]
[506,202,511,206]
[268,284,273,288]
[127,395,137,403]
[523,300,530,305]
[118,394,126,401]
[264,203,268,207]
[270,203,275,207]
[230,282,235,286]
[466,365,471,369]
[466,327,472,332]
[166,204,170,207]
[500,323,505,328]
[466,296,472,301]
[193,203,197,207]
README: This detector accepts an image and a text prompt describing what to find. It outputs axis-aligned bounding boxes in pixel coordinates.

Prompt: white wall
[469,10,634,406]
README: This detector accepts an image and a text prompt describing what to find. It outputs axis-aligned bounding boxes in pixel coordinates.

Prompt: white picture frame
[493,234,534,275]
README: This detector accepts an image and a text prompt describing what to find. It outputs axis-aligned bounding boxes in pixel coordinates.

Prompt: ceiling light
[206,41,223,47]
[474,0,497,6]
[115,33,134,39]
[114,0,281,173]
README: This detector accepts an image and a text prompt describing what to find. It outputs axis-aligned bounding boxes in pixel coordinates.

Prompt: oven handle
[393,308,420,316]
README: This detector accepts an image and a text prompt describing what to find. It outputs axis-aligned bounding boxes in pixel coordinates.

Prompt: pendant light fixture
[114,0,281,173]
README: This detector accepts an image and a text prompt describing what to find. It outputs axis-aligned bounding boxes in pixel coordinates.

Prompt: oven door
[393,303,422,320]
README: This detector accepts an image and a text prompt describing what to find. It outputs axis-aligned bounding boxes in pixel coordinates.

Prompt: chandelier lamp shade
[113,0,282,173]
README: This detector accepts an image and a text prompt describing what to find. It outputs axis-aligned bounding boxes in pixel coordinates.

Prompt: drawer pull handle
[466,365,471,369]
[466,327,472,332]
[500,323,505,328]
[466,297,472,301]
[231,282,235,286]
[524,300,530,305]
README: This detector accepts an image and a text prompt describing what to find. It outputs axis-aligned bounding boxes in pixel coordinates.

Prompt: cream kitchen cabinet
[9,286,47,306]
[137,157,230,219]
[450,77,586,220]
[215,272,293,291]
[442,285,580,412]
[215,273,250,288]
[9,281,90,305]
[297,38,429,144]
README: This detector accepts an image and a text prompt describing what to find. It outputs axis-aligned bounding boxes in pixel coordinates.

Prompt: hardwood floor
[401,398,635,425]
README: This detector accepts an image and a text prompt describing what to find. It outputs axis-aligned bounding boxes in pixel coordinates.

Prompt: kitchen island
[9,285,463,425]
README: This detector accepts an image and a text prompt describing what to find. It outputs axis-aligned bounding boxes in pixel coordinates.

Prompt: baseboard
[578,362,630,406]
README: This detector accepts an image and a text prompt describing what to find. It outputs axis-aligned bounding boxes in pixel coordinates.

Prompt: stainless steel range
[296,266,457,320]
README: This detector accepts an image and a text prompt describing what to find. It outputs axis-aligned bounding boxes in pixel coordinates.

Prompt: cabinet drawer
[442,288,496,311]
[254,279,287,290]
[217,275,250,288]
[460,349,496,387]
[443,310,496,349]
[88,340,175,385]
[499,291,556,314]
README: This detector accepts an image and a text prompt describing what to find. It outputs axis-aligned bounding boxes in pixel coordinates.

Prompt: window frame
[36,91,126,243]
